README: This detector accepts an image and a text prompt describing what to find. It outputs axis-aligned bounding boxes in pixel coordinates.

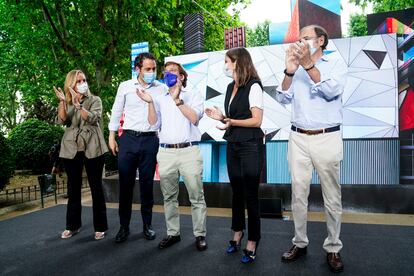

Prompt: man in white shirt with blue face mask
[108,52,164,243]
[137,61,207,251]
[276,25,347,273]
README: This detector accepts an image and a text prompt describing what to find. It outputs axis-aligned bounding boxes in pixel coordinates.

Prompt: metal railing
[0,177,89,208]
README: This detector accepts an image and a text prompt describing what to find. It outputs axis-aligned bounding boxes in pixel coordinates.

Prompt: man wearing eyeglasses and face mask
[276,25,347,273]
[137,61,208,251]
[108,52,164,243]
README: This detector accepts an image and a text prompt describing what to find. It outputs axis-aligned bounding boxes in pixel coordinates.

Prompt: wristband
[283,69,295,77]
[304,64,315,71]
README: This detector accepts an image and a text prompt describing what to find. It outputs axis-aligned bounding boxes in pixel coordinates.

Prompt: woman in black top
[205,47,264,263]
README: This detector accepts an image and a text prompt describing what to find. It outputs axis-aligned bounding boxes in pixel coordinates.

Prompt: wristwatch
[175,99,184,106]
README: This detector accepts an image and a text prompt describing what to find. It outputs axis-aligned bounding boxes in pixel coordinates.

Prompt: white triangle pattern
[363,35,387,51]
[164,34,398,140]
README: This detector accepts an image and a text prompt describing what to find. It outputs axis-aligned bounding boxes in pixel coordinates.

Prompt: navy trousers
[118,131,159,228]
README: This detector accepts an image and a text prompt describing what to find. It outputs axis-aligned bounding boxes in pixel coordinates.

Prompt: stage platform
[1,205,413,275]
[102,177,414,214]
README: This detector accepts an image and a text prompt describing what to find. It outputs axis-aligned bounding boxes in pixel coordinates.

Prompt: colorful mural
[269,0,341,45]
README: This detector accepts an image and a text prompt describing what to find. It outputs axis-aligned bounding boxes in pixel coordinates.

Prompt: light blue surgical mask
[223,65,233,78]
[142,72,156,84]
[307,40,317,55]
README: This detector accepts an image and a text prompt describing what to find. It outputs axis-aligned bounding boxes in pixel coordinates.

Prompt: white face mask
[77,82,88,94]
[223,64,233,78]
[307,40,318,55]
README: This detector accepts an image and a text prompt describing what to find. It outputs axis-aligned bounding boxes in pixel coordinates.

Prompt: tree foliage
[348,13,368,37]
[8,119,64,174]
[0,0,246,132]
[348,0,414,36]
[350,0,414,13]
[0,132,14,190]
[246,20,270,47]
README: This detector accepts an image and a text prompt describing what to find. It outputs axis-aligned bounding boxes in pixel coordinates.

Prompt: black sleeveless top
[223,79,264,142]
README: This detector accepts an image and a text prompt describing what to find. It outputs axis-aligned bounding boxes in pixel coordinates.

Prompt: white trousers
[288,130,343,253]
[157,146,207,237]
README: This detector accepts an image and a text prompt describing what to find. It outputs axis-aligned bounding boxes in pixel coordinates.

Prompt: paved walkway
[1,189,413,226]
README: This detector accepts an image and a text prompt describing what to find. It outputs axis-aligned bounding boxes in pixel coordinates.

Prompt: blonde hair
[64,70,90,105]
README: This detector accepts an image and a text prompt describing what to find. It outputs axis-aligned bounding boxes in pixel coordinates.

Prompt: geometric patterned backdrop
[165,34,398,140]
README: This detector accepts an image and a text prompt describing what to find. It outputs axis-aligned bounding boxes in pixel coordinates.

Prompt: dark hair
[225,47,260,86]
[164,61,188,88]
[134,52,157,69]
[307,25,329,50]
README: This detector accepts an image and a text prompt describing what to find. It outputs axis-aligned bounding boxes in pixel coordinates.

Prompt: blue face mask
[163,72,178,87]
[142,72,156,84]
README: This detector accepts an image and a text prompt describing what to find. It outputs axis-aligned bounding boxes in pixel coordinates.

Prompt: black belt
[160,141,199,148]
[124,130,157,137]
[291,125,340,135]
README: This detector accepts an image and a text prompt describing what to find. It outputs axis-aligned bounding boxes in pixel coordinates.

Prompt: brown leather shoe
[327,252,344,273]
[281,245,307,262]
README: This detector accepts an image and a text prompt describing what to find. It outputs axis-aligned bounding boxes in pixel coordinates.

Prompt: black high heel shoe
[241,240,260,264]
[226,231,244,253]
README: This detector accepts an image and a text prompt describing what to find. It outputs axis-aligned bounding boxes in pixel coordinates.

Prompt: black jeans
[62,152,107,232]
[227,138,263,242]
[118,131,159,228]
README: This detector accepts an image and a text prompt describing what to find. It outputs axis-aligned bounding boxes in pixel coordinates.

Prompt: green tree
[246,20,270,47]
[348,0,414,36]
[348,13,368,37]
[0,132,14,190]
[8,119,64,173]
[0,0,247,132]
[350,0,414,12]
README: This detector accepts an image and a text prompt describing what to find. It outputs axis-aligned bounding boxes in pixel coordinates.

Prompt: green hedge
[0,132,14,190]
[9,119,64,174]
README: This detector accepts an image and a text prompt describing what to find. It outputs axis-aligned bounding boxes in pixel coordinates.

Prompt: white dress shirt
[276,54,348,129]
[108,78,165,132]
[153,86,204,144]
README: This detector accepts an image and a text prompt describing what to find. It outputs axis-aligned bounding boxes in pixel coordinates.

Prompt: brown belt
[160,142,199,148]
[291,125,340,135]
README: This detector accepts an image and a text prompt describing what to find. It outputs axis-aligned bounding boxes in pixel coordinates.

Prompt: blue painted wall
[199,139,400,185]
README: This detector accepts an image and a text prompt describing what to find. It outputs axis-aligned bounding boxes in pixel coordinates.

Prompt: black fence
[0,177,89,208]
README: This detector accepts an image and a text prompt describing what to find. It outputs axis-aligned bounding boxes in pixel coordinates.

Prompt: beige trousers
[157,145,207,237]
[288,130,343,253]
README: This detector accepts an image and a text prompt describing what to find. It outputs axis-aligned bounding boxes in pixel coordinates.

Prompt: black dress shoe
[158,235,181,249]
[327,252,344,273]
[115,226,130,243]
[281,245,307,262]
[143,224,156,240]
[195,236,207,251]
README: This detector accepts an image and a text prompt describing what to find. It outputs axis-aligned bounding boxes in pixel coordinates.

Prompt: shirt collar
[163,86,189,96]
[134,78,161,89]
[79,94,89,104]
[320,54,329,62]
